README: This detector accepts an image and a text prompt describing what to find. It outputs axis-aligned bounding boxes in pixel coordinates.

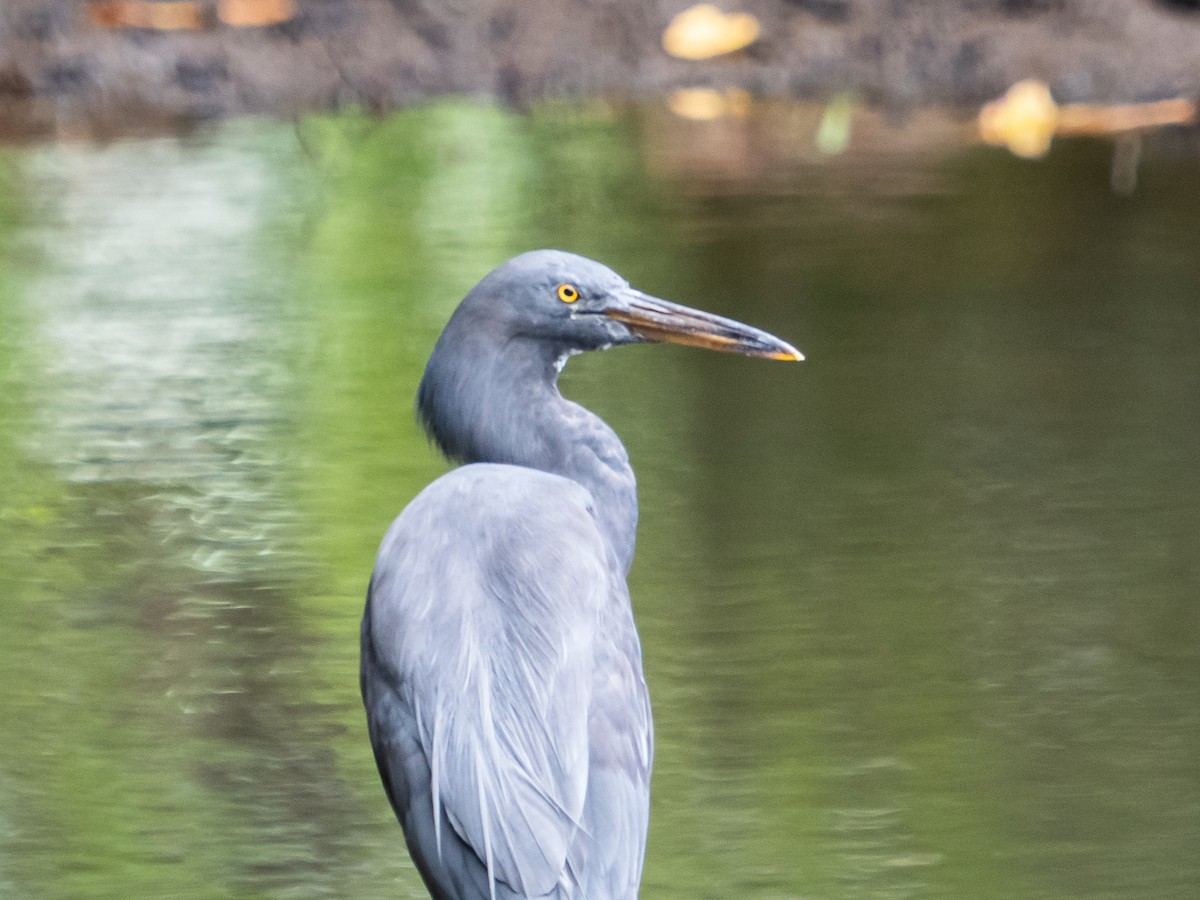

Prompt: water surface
[1,104,1197,898]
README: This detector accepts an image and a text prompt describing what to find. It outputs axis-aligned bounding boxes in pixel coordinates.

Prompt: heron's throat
[417,334,639,571]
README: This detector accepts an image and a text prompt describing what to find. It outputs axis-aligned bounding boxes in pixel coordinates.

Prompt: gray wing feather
[364,463,649,898]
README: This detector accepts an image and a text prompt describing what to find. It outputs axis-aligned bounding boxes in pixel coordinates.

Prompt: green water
[0,104,1197,899]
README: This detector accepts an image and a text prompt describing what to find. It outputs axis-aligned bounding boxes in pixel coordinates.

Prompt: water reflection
[2,129,363,896]
[0,104,1197,898]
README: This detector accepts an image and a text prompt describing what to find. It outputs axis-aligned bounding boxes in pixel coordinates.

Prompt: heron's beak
[604,290,803,361]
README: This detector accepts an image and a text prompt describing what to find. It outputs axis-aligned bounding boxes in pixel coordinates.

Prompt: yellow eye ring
[557,283,580,304]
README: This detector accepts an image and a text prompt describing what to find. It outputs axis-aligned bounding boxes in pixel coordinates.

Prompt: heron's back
[362,463,652,899]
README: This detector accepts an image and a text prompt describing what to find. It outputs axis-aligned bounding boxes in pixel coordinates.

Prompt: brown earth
[1,0,1199,137]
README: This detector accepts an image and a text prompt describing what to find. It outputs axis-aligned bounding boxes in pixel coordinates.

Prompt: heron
[361,249,801,899]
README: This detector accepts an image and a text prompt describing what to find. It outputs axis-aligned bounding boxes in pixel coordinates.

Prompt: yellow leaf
[663,4,761,61]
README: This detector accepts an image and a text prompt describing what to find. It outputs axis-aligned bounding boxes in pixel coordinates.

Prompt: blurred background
[1,2,1199,898]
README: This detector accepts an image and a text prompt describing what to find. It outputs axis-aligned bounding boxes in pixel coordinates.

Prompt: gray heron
[361,250,801,899]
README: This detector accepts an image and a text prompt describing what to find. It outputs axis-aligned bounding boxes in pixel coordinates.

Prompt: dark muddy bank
[2,0,1199,136]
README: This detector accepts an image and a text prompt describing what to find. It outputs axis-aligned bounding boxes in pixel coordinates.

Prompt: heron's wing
[365,465,634,897]
[576,605,654,897]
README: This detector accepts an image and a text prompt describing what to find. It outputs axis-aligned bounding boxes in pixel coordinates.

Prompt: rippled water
[1,104,1197,898]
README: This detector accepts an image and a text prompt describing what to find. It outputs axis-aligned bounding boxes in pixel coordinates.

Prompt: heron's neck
[418,332,638,572]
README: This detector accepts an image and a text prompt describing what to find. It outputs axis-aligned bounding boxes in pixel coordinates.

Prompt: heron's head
[457,249,803,362]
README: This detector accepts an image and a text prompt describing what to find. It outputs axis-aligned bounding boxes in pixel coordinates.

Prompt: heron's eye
[557,283,580,304]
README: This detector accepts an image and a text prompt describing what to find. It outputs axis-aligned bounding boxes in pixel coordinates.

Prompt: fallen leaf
[663,4,761,61]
